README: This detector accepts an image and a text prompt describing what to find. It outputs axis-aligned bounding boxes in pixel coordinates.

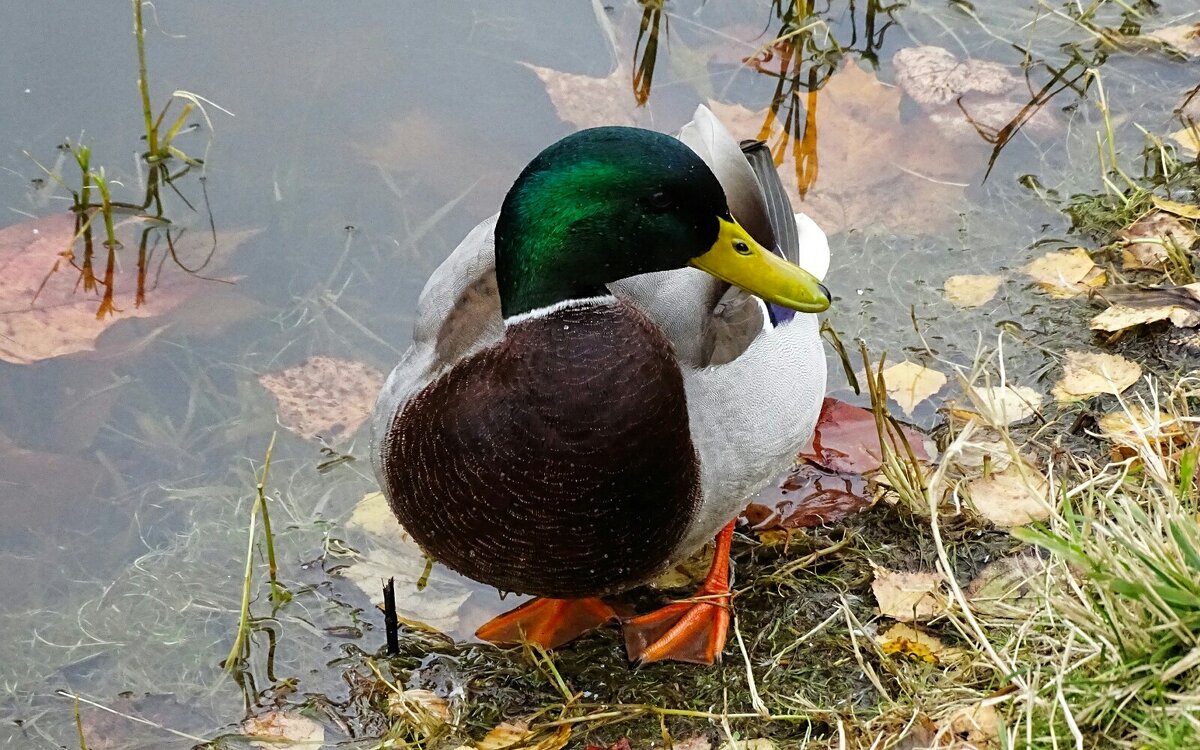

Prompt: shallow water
[0,1,1197,746]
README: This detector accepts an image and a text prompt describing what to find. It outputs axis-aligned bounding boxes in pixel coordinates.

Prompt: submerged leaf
[341,493,474,637]
[799,398,931,475]
[242,710,325,749]
[1050,350,1141,402]
[0,213,257,364]
[259,356,384,445]
[892,45,1055,141]
[943,274,1002,307]
[708,59,978,236]
[523,62,636,130]
[1148,22,1200,57]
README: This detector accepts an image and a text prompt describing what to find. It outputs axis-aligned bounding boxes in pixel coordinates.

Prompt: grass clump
[1012,378,1200,748]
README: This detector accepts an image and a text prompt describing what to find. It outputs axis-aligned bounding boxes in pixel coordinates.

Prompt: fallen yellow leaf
[1024,247,1105,298]
[881,361,947,417]
[1151,196,1200,221]
[1051,351,1141,402]
[877,622,953,664]
[870,563,946,622]
[0,214,258,364]
[1170,125,1199,157]
[944,274,1003,307]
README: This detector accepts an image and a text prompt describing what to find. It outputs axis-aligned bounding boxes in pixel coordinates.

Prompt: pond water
[1,1,1197,747]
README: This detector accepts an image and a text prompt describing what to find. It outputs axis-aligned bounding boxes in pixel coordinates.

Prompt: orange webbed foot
[622,521,736,665]
[475,597,618,650]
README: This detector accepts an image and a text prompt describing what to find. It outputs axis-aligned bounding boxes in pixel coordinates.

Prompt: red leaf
[800,398,929,475]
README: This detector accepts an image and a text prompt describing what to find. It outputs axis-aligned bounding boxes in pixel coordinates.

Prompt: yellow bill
[690,217,830,313]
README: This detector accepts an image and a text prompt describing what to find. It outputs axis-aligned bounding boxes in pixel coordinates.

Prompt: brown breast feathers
[379,300,700,599]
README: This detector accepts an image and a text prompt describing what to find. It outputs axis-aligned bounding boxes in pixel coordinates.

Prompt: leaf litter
[1089,283,1200,333]
[1118,209,1198,271]
[870,563,947,622]
[1051,350,1142,401]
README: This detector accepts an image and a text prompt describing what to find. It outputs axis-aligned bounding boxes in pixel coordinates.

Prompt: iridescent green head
[494,126,830,319]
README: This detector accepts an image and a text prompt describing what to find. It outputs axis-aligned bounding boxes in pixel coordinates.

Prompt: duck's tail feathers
[740,139,800,326]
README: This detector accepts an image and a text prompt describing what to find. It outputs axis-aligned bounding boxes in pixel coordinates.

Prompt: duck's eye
[648,190,673,210]
[733,240,753,256]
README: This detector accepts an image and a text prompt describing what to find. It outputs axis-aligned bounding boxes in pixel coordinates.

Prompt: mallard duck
[371,106,831,665]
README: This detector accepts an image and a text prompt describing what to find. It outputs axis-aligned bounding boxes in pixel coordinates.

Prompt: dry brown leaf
[1119,211,1198,271]
[708,59,980,236]
[719,740,777,750]
[943,274,1002,307]
[877,622,958,665]
[1097,407,1186,461]
[242,710,325,749]
[1024,247,1105,297]
[881,361,947,417]
[1051,350,1141,402]
[967,385,1043,426]
[871,563,946,621]
[0,214,258,364]
[1091,283,1200,333]
[964,554,1048,617]
[259,356,384,445]
[966,463,1050,527]
[1090,303,1200,333]
[945,703,1001,746]
[1149,23,1200,57]
[465,721,571,750]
